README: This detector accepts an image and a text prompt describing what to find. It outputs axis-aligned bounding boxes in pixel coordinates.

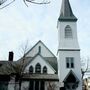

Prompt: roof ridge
[23,40,56,58]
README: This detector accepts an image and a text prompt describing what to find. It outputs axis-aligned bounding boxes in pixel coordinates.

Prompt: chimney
[8,51,14,61]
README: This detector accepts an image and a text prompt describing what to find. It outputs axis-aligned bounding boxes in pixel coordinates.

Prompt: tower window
[35,63,41,73]
[29,66,33,73]
[65,25,72,38]
[43,66,47,73]
[66,57,74,68]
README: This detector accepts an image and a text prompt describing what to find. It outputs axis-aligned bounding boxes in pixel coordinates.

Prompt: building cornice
[58,49,80,51]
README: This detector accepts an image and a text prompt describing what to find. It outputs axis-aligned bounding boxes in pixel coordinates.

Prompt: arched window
[29,66,33,73]
[35,63,41,73]
[43,66,47,73]
[65,25,72,38]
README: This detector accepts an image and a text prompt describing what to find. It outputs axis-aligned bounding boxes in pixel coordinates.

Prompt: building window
[29,80,34,90]
[66,57,74,68]
[40,81,45,90]
[35,81,39,90]
[29,80,45,90]
[35,63,41,73]
[43,66,47,73]
[29,66,33,73]
[38,46,41,53]
[65,25,72,38]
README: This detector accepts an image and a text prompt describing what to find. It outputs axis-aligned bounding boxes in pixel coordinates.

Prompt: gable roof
[24,53,57,73]
[63,70,79,83]
[25,40,56,58]
[0,40,58,75]
[0,61,8,67]
[0,61,16,75]
[58,0,77,21]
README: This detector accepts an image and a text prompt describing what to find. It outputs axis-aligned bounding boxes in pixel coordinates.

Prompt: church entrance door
[65,83,76,90]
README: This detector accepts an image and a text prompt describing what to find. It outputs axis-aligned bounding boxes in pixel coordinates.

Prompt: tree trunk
[19,80,21,90]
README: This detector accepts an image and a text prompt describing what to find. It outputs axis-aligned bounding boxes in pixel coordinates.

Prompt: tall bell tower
[57,0,82,90]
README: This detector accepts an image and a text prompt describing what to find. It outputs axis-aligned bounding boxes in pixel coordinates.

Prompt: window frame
[29,66,33,73]
[35,63,41,73]
[65,25,73,38]
[43,66,47,74]
[66,57,74,68]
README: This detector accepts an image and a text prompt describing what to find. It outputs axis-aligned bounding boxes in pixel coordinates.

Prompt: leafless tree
[81,57,90,90]
[17,40,31,90]
[81,57,90,79]
[0,40,31,90]
[48,82,56,90]
[14,40,31,90]
[0,0,50,9]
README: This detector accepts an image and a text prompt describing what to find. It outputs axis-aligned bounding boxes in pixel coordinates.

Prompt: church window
[35,81,39,90]
[43,66,47,73]
[29,66,33,73]
[38,46,41,53]
[71,58,74,68]
[65,25,73,38]
[29,80,34,90]
[35,63,41,73]
[29,80,45,90]
[66,58,69,68]
[66,57,74,68]
[40,81,45,90]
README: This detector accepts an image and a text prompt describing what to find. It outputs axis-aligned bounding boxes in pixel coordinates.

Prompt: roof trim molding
[25,40,56,58]
[58,49,80,51]
[24,53,56,73]
[63,70,79,83]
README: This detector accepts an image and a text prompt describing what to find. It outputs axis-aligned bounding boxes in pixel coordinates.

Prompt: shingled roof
[0,41,58,76]
[22,74,59,81]
[58,0,77,21]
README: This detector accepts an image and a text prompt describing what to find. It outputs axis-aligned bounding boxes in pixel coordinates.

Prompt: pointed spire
[58,0,77,21]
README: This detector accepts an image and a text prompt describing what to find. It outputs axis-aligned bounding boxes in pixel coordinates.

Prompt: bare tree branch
[26,0,50,4]
[0,0,50,9]
[81,57,90,79]
[0,0,15,9]
[23,0,28,7]
[0,0,7,5]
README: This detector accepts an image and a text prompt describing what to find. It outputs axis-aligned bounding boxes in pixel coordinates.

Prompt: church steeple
[58,0,77,21]
[57,0,82,90]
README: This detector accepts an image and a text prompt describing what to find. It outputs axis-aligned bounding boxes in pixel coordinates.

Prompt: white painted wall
[58,51,81,81]
[58,51,82,89]
[57,21,80,49]
[26,41,55,57]
[24,55,55,74]
[57,20,82,90]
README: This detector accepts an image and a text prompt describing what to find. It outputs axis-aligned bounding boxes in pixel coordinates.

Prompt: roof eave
[58,17,77,22]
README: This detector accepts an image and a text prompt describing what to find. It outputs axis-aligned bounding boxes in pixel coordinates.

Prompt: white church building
[0,0,82,90]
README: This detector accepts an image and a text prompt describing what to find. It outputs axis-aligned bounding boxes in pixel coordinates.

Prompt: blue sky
[0,0,90,62]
